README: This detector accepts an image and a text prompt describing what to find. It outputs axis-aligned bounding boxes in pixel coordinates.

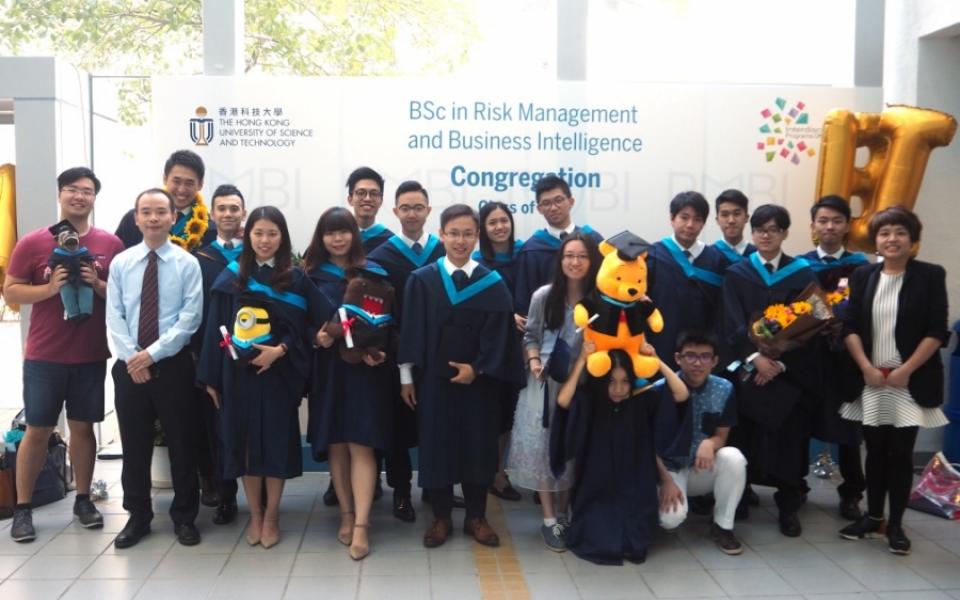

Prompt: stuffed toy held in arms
[45,219,100,323]
[325,266,396,364]
[573,231,663,380]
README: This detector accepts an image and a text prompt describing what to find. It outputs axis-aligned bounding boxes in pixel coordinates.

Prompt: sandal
[349,523,370,560]
[337,510,355,546]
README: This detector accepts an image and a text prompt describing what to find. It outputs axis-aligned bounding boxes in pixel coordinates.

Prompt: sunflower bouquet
[169,194,210,251]
[749,282,833,358]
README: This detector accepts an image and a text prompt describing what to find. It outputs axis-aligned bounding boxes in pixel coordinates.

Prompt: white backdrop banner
[153,77,881,252]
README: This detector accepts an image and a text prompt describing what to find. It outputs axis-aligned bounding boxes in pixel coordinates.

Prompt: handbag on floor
[908,451,960,519]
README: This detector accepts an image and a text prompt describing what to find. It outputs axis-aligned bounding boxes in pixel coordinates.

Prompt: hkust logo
[756,98,821,165]
[190,106,214,146]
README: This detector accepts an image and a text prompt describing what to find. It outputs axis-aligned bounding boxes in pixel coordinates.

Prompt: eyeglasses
[562,253,589,262]
[678,352,715,364]
[61,186,96,198]
[443,230,477,241]
[396,204,428,215]
[353,189,382,200]
[753,226,784,237]
[537,195,568,209]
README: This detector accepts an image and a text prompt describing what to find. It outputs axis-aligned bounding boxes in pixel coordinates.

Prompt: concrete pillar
[557,0,587,80]
[203,0,246,76]
[854,0,885,87]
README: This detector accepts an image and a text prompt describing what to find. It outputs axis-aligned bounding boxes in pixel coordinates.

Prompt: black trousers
[113,351,199,525]
[837,442,866,500]
[429,483,486,520]
[199,387,239,502]
[863,425,918,527]
[386,447,413,497]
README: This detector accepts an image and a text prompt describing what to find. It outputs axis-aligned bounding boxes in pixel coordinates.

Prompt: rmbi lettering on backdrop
[153,77,881,251]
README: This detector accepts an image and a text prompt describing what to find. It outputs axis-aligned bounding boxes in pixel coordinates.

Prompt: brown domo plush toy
[325,264,396,364]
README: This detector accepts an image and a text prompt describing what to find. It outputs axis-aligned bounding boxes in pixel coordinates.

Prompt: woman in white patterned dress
[838,206,949,555]
[507,233,601,551]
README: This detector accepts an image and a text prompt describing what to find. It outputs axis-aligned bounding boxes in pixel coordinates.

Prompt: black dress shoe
[213,501,238,525]
[393,494,416,523]
[199,476,220,508]
[114,519,151,549]
[452,494,466,509]
[778,512,802,537]
[489,484,522,502]
[839,496,864,521]
[175,522,201,546]
[323,481,339,506]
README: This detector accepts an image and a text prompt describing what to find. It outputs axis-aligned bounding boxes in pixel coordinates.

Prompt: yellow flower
[764,304,788,321]
[194,205,209,222]
[186,217,205,235]
[790,301,812,315]
[169,236,187,249]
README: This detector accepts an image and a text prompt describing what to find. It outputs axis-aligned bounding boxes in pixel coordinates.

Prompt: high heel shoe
[260,516,280,549]
[349,523,370,561]
[337,510,355,546]
[245,515,263,546]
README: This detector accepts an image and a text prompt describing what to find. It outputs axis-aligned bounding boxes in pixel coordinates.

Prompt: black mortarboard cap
[47,219,77,237]
[604,231,651,261]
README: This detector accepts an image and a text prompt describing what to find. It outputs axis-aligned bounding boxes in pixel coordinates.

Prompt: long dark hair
[302,207,365,273]
[587,349,637,400]
[478,202,515,262]
[544,233,601,330]
[237,206,293,291]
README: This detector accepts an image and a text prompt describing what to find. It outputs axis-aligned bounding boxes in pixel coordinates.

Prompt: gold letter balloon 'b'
[815,105,957,252]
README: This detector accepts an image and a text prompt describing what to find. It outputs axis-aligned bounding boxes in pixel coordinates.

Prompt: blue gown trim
[210,240,242,263]
[317,262,346,280]
[386,234,440,268]
[659,238,723,287]
[807,252,868,272]
[438,257,504,306]
[748,252,811,287]
[341,303,393,326]
[472,239,523,263]
[361,223,388,243]
[714,239,745,264]
[225,262,308,310]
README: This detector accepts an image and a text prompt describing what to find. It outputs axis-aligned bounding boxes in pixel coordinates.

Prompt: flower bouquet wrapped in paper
[748,282,834,359]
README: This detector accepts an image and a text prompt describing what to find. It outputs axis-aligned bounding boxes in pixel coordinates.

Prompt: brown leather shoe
[463,517,500,547]
[423,518,453,548]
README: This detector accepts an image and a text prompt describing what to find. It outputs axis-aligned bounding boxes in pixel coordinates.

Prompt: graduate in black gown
[198,206,333,549]
[551,344,688,565]
[190,184,246,524]
[712,189,756,269]
[398,204,523,549]
[720,204,818,537]
[801,195,869,520]
[367,181,445,522]
[344,166,394,255]
[305,207,395,560]
[475,201,524,502]
[647,192,727,370]
[513,175,603,318]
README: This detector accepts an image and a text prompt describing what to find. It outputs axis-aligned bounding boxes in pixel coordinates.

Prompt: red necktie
[138,251,160,349]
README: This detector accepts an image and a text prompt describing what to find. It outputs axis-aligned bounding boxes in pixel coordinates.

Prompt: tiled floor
[2,460,960,600]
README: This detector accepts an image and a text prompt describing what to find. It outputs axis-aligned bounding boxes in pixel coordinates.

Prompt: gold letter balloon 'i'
[815,105,957,252]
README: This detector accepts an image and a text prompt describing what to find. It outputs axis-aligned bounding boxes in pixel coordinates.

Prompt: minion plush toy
[231,295,274,368]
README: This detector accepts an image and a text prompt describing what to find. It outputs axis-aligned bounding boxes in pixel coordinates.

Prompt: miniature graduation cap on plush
[601,230,651,261]
[48,219,80,252]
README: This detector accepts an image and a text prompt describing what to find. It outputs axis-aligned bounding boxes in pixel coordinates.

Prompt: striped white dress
[840,271,948,428]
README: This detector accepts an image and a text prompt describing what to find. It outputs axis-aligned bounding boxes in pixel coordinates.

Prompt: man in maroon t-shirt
[2,167,124,542]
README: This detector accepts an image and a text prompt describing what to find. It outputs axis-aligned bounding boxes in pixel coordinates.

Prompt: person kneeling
[656,330,746,555]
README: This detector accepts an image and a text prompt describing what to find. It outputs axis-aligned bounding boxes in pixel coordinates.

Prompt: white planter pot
[151,447,173,489]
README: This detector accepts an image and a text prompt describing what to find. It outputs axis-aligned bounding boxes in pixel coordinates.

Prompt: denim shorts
[22,359,107,426]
